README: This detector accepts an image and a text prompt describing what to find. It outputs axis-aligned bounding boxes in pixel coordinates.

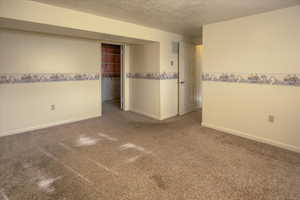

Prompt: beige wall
[202,6,300,152]
[0,29,100,73]
[129,43,160,73]
[0,0,184,121]
[0,29,101,136]
[0,0,182,72]
[0,0,199,136]
[160,79,178,119]
[128,43,161,119]
[195,45,203,108]
[160,41,179,119]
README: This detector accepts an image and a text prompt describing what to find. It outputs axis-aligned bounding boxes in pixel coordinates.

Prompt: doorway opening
[178,42,202,116]
[101,43,123,113]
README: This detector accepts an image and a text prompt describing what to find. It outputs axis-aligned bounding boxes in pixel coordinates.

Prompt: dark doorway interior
[101,43,121,111]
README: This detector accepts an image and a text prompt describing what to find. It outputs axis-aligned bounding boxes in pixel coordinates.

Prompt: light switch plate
[268,115,274,123]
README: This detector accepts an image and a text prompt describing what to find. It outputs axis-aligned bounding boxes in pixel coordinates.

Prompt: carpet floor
[0,102,299,200]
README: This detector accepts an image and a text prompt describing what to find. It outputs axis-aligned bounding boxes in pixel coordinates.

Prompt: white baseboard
[160,114,177,121]
[129,108,161,120]
[201,122,300,153]
[0,115,101,138]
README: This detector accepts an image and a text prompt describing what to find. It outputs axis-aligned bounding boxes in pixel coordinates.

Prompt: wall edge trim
[202,72,300,87]
[201,122,300,153]
[127,72,178,80]
[160,114,178,121]
[0,73,100,84]
[129,109,161,120]
[0,114,101,138]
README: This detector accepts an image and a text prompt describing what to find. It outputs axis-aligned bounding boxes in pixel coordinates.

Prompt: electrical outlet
[170,60,174,66]
[51,104,55,111]
[268,115,274,123]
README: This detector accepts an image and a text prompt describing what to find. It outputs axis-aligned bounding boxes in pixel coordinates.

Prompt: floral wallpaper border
[127,72,178,80]
[0,72,179,84]
[202,72,300,86]
[0,73,100,84]
[2,72,299,86]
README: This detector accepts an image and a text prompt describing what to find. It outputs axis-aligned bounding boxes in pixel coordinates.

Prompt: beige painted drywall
[129,79,161,119]
[128,43,161,119]
[0,0,182,73]
[160,79,178,120]
[0,29,100,73]
[0,0,185,120]
[159,40,179,120]
[129,43,160,73]
[195,45,203,108]
[0,81,100,136]
[0,29,101,136]
[202,6,300,152]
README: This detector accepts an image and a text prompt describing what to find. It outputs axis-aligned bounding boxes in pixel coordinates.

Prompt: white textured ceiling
[30,0,300,38]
